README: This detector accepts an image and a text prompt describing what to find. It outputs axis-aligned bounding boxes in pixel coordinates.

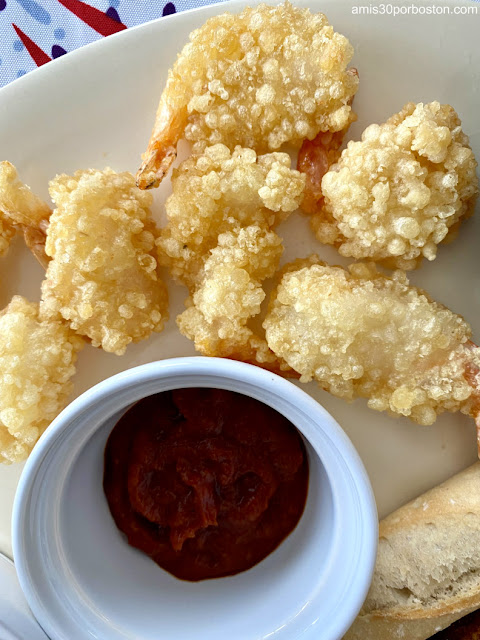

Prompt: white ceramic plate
[0,0,479,561]
[0,553,48,639]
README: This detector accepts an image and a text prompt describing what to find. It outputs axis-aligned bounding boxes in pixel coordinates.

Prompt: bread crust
[431,607,480,639]
[344,462,480,639]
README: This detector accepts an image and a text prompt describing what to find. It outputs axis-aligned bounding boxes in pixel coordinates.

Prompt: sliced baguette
[344,462,480,640]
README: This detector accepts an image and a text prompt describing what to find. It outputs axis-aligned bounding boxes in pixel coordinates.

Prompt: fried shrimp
[157,144,305,289]
[158,144,304,369]
[0,161,51,265]
[264,258,480,431]
[0,296,84,464]
[137,2,358,189]
[177,225,285,366]
[308,102,479,269]
[40,168,169,355]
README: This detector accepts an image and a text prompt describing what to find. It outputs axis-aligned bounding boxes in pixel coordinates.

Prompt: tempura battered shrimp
[157,144,305,289]
[137,2,358,189]
[264,258,480,434]
[306,102,479,269]
[158,144,304,369]
[0,296,84,464]
[40,168,169,355]
[177,225,286,368]
[0,161,51,265]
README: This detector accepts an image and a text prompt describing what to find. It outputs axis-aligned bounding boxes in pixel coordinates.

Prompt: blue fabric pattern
[0,0,224,87]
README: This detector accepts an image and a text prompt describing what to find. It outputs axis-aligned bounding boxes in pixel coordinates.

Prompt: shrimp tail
[23,223,49,270]
[136,102,188,190]
[297,129,349,214]
[297,67,359,214]
[0,161,51,268]
[136,146,178,190]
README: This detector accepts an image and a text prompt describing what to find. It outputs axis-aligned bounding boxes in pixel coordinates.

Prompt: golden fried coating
[0,161,51,258]
[264,259,480,425]
[157,144,305,289]
[40,168,168,355]
[157,143,304,368]
[137,2,358,188]
[177,225,284,364]
[0,216,15,257]
[311,102,479,269]
[0,296,83,464]
[0,161,51,229]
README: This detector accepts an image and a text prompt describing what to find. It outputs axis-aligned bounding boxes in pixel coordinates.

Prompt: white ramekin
[12,357,377,640]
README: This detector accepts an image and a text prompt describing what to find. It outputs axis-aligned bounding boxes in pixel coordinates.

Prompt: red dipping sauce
[103,388,309,581]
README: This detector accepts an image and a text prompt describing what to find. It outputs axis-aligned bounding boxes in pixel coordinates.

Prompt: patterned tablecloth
[0,0,223,87]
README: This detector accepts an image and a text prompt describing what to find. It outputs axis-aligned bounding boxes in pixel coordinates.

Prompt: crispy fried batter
[0,216,15,257]
[137,2,358,188]
[0,161,51,259]
[157,144,305,289]
[177,225,284,364]
[311,102,479,269]
[40,168,168,355]
[264,258,480,425]
[158,144,304,368]
[0,161,51,229]
[0,296,84,464]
